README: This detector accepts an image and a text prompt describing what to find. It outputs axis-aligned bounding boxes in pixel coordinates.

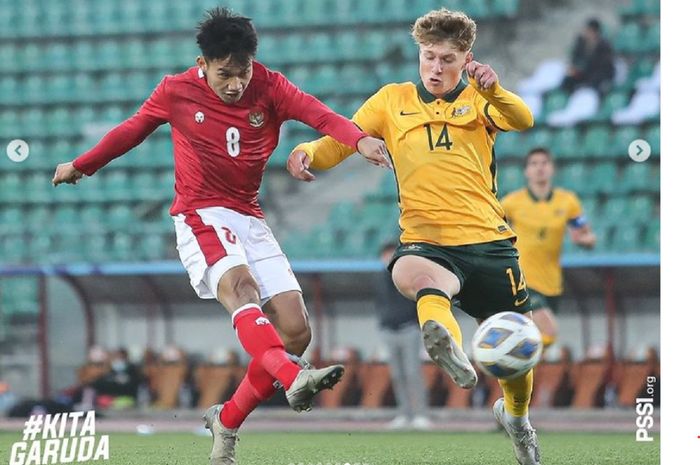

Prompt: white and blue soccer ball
[471,311,543,380]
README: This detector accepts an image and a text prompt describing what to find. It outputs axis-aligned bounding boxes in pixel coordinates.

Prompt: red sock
[219,358,276,429]
[232,304,301,389]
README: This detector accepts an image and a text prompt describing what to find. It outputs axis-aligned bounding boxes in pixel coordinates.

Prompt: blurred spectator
[561,18,615,94]
[74,347,141,410]
[0,381,18,415]
[375,242,431,430]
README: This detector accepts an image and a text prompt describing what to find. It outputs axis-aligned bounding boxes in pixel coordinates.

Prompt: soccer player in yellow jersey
[502,148,596,349]
[288,9,540,465]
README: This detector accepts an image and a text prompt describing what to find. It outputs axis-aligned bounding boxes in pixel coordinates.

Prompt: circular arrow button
[6,139,29,163]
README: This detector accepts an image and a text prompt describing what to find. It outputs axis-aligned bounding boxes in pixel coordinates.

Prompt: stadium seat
[586,162,617,195]
[0,172,22,203]
[531,361,571,407]
[610,225,642,252]
[611,126,642,157]
[0,207,23,234]
[582,126,612,158]
[557,162,587,192]
[614,22,642,53]
[523,128,553,152]
[642,22,660,53]
[497,164,523,196]
[491,0,521,18]
[550,127,581,159]
[592,90,629,123]
[194,363,243,409]
[645,126,660,156]
[541,90,568,119]
[494,131,522,158]
[643,218,660,251]
[571,360,608,408]
[547,87,599,127]
[627,195,655,223]
[619,162,653,193]
[359,363,394,408]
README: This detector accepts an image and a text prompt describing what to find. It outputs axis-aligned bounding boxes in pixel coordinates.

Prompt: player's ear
[465,51,474,65]
[196,56,207,71]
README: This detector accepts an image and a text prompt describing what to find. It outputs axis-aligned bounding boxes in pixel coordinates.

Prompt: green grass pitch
[1,431,660,465]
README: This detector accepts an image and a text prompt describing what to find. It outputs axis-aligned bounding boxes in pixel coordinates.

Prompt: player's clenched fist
[287,150,316,182]
[356,136,392,169]
[466,60,499,90]
[52,162,84,186]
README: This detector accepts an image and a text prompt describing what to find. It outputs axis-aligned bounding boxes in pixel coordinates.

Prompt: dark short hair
[586,18,602,33]
[196,7,258,66]
[524,147,553,167]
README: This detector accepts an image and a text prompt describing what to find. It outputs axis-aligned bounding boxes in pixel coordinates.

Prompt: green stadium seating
[494,131,522,158]
[582,126,613,158]
[643,218,660,251]
[612,126,642,158]
[491,0,520,18]
[497,164,524,196]
[627,195,655,223]
[586,162,617,195]
[615,22,642,53]
[592,91,630,122]
[0,0,654,263]
[557,162,587,192]
[550,127,580,159]
[523,128,553,152]
[610,226,642,252]
[542,90,568,119]
[645,126,660,156]
[642,22,660,53]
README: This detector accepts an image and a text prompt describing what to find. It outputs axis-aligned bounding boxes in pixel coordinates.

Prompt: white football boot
[203,404,239,465]
[422,320,477,389]
[285,364,345,412]
[493,398,541,465]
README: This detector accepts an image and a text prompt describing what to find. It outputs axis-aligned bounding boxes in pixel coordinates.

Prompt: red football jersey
[73,62,367,217]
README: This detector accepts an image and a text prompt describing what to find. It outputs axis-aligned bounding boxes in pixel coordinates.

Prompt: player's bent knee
[217,266,262,312]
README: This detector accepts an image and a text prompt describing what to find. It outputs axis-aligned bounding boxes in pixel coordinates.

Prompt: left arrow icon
[6,139,29,163]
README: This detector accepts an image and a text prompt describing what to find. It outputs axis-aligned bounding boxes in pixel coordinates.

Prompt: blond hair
[411,8,477,52]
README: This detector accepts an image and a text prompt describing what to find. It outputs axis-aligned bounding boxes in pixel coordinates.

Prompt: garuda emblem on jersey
[451,105,470,118]
[248,110,265,128]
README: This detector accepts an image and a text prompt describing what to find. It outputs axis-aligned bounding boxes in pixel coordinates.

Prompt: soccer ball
[471,311,543,379]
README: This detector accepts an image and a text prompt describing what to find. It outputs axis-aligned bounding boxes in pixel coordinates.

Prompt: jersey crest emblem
[248,110,265,128]
[451,105,470,117]
[195,111,205,123]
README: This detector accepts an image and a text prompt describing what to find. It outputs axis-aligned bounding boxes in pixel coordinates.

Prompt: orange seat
[194,364,244,409]
[151,362,188,408]
[77,362,110,385]
[615,362,656,407]
[359,362,393,408]
[571,361,608,408]
[532,362,569,408]
[319,358,362,408]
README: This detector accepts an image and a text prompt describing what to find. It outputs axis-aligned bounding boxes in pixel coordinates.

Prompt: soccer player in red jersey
[52,8,389,465]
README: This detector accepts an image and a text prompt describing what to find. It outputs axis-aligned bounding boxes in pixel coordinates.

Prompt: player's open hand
[52,162,84,186]
[466,60,499,90]
[357,136,392,169]
[287,150,316,182]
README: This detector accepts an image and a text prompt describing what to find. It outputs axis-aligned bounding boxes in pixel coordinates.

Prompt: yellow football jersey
[501,188,585,296]
[295,78,533,246]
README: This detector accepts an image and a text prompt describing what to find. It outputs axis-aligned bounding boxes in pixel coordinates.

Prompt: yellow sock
[498,369,534,417]
[416,289,462,348]
[541,333,556,348]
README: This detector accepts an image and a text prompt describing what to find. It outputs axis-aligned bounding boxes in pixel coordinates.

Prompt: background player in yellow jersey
[502,148,596,349]
[288,9,540,465]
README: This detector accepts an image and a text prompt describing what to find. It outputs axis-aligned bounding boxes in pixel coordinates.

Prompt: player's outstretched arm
[466,60,534,132]
[52,162,84,186]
